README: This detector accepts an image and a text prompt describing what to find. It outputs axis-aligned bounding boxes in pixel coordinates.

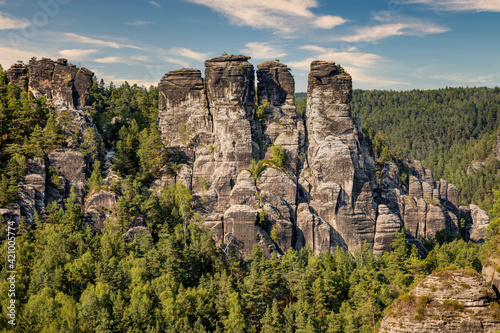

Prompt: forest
[351,87,500,210]
[1,69,499,332]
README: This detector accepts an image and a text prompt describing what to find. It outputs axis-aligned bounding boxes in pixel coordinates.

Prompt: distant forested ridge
[351,87,500,209]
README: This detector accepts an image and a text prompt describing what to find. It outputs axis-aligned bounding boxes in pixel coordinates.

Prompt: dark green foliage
[247,159,268,180]
[87,161,103,195]
[255,99,269,121]
[271,144,286,168]
[354,87,500,207]
[295,96,307,115]
[88,79,159,147]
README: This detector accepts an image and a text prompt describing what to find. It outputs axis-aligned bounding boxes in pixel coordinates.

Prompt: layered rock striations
[299,61,378,253]
[380,270,500,332]
[158,57,486,258]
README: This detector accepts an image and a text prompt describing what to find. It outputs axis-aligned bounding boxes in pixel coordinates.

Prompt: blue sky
[0,0,499,91]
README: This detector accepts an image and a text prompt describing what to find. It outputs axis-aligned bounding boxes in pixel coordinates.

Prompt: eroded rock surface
[28,58,93,108]
[380,270,500,332]
[156,56,481,258]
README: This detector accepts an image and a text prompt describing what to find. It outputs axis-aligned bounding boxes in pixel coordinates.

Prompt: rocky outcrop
[17,157,46,222]
[373,205,402,255]
[483,257,500,299]
[47,148,88,204]
[157,56,480,258]
[1,58,96,225]
[299,60,377,253]
[6,63,28,91]
[158,68,211,147]
[28,58,93,108]
[469,204,490,242]
[84,190,118,232]
[380,270,500,332]
[123,226,152,243]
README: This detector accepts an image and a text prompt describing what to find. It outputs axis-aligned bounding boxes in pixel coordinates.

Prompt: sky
[0,0,499,91]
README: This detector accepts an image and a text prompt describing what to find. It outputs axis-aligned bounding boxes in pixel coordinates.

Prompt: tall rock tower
[157,56,479,258]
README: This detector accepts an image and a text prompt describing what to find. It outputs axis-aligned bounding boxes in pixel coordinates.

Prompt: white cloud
[59,49,97,61]
[131,55,150,61]
[339,16,449,43]
[300,45,328,53]
[168,47,208,61]
[126,20,153,26]
[62,33,143,50]
[0,46,41,69]
[293,46,381,69]
[406,0,500,12]
[0,11,29,30]
[94,56,134,65]
[164,57,190,68]
[313,15,347,29]
[149,1,161,8]
[291,45,408,87]
[183,0,347,33]
[240,42,287,60]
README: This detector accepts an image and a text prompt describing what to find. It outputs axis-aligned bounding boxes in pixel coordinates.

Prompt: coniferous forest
[351,87,500,210]
[1,67,500,332]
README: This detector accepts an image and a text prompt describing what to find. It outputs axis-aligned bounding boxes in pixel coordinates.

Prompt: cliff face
[380,270,500,332]
[158,56,489,257]
[2,58,98,226]
[6,58,94,109]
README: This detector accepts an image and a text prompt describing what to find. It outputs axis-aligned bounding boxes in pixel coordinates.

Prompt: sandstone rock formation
[6,63,28,91]
[84,190,118,232]
[157,56,477,258]
[1,58,97,226]
[2,55,489,260]
[380,270,500,332]
[28,58,94,109]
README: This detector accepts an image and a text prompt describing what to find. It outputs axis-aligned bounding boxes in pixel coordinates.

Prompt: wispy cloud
[94,56,134,65]
[62,33,143,50]
[294,45,382,68]
[240,42,287,60]
[149,1,161,8]
[126,20,153,26]
[131,55,150,61]
[339,15,449,43]
[183,0,346,33]
[59,49,98,61]
[291,45,409,87]
[405,0,500,12]
[0,46,44,68]
[0,11,30,30]
[164,57,190,68]
[168,47,208,61]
